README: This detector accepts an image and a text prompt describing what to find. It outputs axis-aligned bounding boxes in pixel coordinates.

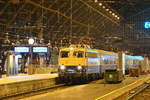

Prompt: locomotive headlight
[77,66,82,70]
[60,65,65,70]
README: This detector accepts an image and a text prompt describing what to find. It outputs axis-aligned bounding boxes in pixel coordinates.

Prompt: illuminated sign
[18,55,22,59]
[14,47,30,53]
[144,22,150,28]
[32,47,48,53]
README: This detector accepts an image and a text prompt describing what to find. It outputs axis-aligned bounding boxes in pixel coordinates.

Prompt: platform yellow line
[95,78,146,100]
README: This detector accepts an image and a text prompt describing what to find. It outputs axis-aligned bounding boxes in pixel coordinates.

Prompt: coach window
[60,51,69,58]
[103,55,110,64]
[104,59,109,64]
[73,51,84,58]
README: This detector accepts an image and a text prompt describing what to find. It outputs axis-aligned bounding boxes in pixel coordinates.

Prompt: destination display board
[32,46,48,53]
[14,46,30,53]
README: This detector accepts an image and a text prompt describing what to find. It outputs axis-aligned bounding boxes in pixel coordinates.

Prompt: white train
[58,45,144,83]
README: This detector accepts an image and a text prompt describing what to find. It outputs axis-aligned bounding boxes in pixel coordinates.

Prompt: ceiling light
[112,13,115,16]
[99,3,102,6]
[109,11,112,14]
[106,9,109,11]
[94,0,98,3]
[115,15,118,17]
[102,6,106,9]
[28,38,34,44]
[117,17,120,19]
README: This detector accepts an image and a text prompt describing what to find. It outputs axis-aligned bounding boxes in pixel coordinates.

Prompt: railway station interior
[0,0,150,100]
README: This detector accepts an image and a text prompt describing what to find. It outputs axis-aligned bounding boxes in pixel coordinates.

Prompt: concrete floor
[20,75,148,100]
[0,73,58,85]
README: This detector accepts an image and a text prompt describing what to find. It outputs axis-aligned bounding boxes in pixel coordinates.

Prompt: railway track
[126,82,150,100]
[114,80,150,100]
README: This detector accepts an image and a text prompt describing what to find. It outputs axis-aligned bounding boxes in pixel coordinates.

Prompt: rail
[126,82,150,100]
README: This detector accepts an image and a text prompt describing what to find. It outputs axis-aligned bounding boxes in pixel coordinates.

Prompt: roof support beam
[8,3,27,24]
[27,0,92,28]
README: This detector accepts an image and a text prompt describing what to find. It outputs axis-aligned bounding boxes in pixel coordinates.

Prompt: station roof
[102,0,150,55]
[0,0,150,56]
[101,0,150,19]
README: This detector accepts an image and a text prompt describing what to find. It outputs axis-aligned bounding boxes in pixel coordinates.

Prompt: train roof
[60,44,91,51]
[60,47,86,51]
[60,48,100,54]
[60,47,118,56]
[97,49,118,56]
[125,55,144,60]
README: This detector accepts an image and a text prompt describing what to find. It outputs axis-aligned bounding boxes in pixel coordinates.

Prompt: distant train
[125,55,144,75]
[58,45,144,83]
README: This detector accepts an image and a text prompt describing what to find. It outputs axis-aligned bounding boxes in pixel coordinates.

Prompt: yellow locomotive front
[58,45,87,82]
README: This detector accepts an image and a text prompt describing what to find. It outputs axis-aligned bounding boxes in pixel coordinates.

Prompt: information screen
[144,22,150,28]
[32,46,48,53]
[14,47,30,53]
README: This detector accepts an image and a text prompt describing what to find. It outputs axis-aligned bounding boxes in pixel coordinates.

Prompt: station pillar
[6,54,18,76]
[28,53,33,75]
[118,52,125,75]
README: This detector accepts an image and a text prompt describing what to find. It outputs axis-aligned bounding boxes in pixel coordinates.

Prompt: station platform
[0,74,58,85]
[1,74,150,100]
[0,73,58,98]
[19,74,150,100]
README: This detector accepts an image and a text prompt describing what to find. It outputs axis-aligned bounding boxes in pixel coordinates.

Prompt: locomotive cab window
[73,51,84,58]
[60,51,69,58]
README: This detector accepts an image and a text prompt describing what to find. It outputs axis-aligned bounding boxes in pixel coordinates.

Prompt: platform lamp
[28,38,34,75]
[28,38,34,45]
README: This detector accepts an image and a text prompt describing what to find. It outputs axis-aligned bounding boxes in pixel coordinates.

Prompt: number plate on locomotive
[67,69,76,73]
